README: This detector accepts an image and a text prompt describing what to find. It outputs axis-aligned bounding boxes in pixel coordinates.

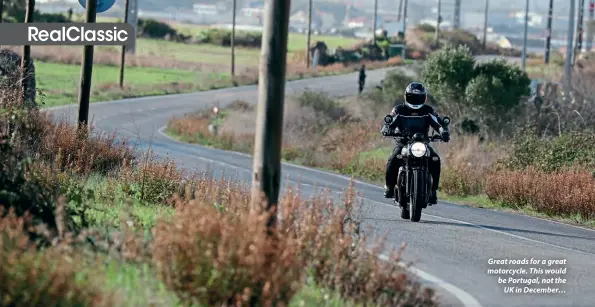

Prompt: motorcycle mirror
[442,116,450,125]
[384,115,392,123]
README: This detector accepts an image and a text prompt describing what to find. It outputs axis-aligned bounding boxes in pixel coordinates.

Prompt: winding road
[47,66,595,307]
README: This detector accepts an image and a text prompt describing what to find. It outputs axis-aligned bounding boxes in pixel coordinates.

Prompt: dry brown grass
[0,210,120,306]
[485,168,595,219]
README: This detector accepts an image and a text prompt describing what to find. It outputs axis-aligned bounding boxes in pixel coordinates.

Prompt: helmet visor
[405,93,426,106]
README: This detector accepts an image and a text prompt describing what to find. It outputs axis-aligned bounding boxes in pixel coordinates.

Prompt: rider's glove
[380,125,391,136]
[441,130,450,142]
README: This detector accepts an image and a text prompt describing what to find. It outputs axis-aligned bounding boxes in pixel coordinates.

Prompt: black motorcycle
[382,114,451,222]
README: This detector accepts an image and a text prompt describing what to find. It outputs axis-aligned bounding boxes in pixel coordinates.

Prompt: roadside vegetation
[1,72,438,306]
[167,44,595,228]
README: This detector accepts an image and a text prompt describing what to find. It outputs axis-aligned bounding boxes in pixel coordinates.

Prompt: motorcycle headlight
[410,142,427,157]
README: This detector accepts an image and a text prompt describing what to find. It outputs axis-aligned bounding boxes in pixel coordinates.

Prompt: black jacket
[386,104,446,145]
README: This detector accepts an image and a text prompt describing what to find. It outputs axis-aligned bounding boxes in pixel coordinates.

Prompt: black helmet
[404,82,427,110]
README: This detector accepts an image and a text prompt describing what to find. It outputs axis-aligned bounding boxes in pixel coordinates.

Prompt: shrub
[152,182,303,306]
[0,211,120,306]
[374,69,414,105]
[421,44,475,107]
[118,151,197,204]
[485,168,595,220]
[505,131,595,173]
[137,18,177,39]
[440,164,485,197]
[416,24,436,33]
[195,29,262,47]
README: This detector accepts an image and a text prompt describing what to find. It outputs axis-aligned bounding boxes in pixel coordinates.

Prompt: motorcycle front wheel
[409,169,425,222]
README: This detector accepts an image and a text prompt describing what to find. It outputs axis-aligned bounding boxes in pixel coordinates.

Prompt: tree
[421,44,531,136]
[421,44,475,112]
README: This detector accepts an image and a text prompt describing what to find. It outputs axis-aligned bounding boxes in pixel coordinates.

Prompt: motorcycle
[382,114,451,222]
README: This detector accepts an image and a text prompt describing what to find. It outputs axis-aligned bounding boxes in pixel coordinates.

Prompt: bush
[195,29,262,47]
[485,168,595,220]
[137,18,177,39]
[0,211,120,306]
[421,44,475,106]
[416,24,436,33]
[440,164,485,197]
[375,70,414,105]
[421,44,531,136]
[464,59,531,131]
[441,29,483,54]
[505,131,595,173]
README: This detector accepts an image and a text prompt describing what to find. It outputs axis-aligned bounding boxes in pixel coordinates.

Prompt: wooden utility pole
[77,0,97,126]
[521,0,529,72]
[119,0,130,88]
[21,0,34,104]
[588,0,594,51]
[250,0,291,230]
[564,0,576,100]
[544,0,554,64]
[482,0,489,50]
[575,0,585,63]
[372,0,378,45]
[397,0,402,22]
[435,0,441,46]
[306,0,312,68]
[231,0,236,77]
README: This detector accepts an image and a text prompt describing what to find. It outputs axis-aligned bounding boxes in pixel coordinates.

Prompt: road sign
[78,0,117,13]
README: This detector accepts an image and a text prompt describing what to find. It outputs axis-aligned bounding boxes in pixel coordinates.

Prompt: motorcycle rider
[380,82,450,205]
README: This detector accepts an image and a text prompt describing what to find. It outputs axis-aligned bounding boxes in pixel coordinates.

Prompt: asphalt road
[47,65,595,307]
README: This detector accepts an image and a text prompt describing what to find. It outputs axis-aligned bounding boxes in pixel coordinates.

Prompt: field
[2,28,389,107]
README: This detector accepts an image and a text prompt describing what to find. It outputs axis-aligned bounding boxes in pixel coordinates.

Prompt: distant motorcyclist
[380,82,450,205]
[358,64,366,94]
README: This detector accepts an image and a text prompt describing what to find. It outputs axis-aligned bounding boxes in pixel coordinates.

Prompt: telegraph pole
[119,0,130,88]
[482,0,489,50]
[521,0,529,72]
[231,0,236,77]
[21,0,34,104]
[544,0,554,64]
[127,0,137,53]
[435,0,441,45]
[373,0,378,44]
[575,0,585,63]
[77,0,97,126]
[588,0,594,51]
[397,0,402,22]
[306,0,312,68]
[453,0,460,29]
[565,0,576,100]
[250,0,291,230]
[402,0,408,58]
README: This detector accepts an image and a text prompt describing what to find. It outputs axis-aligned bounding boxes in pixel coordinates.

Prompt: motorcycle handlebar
[383,131,443,142]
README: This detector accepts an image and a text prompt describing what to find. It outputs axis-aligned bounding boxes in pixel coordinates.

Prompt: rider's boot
[384,184,395,198]
[429,190,438,205]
